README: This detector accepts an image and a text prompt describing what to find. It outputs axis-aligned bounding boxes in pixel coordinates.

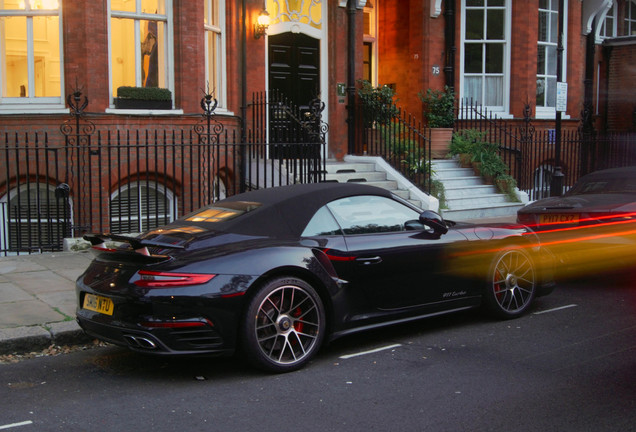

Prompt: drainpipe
[240,0,247,192]
[550,0,565,196]
[347,0,357,155]
[443,0,456,91]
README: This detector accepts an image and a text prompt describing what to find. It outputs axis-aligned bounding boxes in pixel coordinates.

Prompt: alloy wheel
[490,249,536,316]
[253,283,322,368]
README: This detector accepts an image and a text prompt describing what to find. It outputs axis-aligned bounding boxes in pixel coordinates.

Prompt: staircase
[432,159,525,221]
[324,157,435,210]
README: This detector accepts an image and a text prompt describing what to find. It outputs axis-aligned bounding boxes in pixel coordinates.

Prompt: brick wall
[605,41,636,131]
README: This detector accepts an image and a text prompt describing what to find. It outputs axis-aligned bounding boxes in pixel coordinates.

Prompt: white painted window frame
[0,2,66,113]
[626,0,636,35]
[459,0,512,117]
[535,0,569,119]
[107,0,177,112]
[204,0,229,112]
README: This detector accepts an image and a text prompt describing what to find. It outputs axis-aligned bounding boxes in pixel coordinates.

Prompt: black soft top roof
[180,182,395,238]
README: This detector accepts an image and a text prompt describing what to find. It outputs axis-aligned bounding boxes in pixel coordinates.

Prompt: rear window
[184,201,262,223]
[568,176,636,195]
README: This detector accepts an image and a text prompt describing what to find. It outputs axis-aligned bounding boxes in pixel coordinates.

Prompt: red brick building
[1,0,634,251]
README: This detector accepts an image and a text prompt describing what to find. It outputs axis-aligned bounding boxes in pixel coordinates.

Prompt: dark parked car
[517,166,636,278]
[77,183,554,372]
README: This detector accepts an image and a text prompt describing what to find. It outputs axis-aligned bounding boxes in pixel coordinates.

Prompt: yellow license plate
[539,214,579,224]
[83,293,114,316]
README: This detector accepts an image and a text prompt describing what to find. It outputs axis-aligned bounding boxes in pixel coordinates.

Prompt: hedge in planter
[115,86,172,109]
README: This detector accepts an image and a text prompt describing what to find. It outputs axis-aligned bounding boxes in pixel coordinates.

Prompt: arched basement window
[110,181,175,234]
[0,183,72,253]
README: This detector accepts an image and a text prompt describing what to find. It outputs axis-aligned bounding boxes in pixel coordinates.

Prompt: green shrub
[449,129,487,156]
[357,80,399,127]
[117,86,172,101]
[418,86,455,128]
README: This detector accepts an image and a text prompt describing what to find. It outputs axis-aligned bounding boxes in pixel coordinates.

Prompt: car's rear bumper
[76,313,235,356]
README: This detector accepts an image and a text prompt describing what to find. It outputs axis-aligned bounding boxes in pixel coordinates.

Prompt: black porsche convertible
[77,183,554,372]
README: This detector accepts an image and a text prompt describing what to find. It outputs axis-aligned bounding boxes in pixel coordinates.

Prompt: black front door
[268,32,320,112]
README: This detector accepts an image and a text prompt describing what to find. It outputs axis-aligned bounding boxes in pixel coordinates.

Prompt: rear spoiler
[83,233,185,257]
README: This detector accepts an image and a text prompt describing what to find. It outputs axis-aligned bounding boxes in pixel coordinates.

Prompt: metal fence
[1,91,326,255]
[356,106,432,194]
[456,101,636,201]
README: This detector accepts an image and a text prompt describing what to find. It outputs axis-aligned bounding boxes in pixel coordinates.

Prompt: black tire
[241,276,325,373]
[484,247,536,319]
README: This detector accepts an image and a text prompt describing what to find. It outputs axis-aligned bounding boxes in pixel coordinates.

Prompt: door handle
[356,256,382,265]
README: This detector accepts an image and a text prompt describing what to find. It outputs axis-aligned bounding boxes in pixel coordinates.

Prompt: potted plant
[449,129,486,167]
[495,173,518,200]
[419,86,455,158]
[479,150,509,184]
[115,86,172,110]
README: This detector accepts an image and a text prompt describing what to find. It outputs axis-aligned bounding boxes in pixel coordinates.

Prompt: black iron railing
[0,90,326,255]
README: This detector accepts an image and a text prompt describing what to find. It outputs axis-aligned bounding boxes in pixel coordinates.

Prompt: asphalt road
[1,274,635,432]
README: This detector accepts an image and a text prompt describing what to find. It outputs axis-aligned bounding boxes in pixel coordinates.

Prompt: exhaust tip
[123,334,158,350]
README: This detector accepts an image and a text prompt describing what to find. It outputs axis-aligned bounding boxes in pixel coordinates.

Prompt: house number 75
[432,65,440,76]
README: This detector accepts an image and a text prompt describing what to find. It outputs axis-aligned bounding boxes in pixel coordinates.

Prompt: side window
[302,206,343,237]
[326,195,421,235]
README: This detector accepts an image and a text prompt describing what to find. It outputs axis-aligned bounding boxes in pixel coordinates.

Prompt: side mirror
[419,210,448,235]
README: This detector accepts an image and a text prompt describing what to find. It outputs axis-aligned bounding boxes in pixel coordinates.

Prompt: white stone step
[442,202,525,221]
[432,158,523,221]
[433,167,475,179]
[325,162,377,174]
[445,193,510,209]
[444,185,498,198]
[437,176,484,188]
[326,171,387,183]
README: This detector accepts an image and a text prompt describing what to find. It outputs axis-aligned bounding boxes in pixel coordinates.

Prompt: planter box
[114,98,172,110]
[429,128,453,159]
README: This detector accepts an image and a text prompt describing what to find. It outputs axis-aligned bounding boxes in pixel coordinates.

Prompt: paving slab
[0,299,66,327]
[4,270,76,295]
[35,290,77,319]
[0,282,33,302]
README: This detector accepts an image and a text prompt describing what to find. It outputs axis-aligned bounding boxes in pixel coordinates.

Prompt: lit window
[110,0,173,101]
[110,182,175,233]
[461,0,509,112]
[204,0,226,107]
[0,0,63,106]
[362,1,376,85]
[536,0,567,113]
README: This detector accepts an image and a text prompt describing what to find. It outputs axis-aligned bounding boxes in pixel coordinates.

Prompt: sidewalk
[0,251,95,355]
[0,215,518,356]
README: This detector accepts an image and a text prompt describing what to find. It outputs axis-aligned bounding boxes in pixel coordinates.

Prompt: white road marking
[0,421,33,430]
[339,343,402,359]
[533,304,578,315]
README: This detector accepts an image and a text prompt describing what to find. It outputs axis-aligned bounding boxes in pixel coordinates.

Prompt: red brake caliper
[292,307,304,333]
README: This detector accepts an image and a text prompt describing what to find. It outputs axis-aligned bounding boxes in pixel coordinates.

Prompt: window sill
[535,111,571,120]
[105,108,185,115]
[0,107,70,115]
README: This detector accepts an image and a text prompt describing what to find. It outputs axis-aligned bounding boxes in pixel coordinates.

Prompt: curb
[0,321,93,356]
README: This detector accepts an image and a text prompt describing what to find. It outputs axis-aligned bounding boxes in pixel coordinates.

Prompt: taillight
[133,270,215,287]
